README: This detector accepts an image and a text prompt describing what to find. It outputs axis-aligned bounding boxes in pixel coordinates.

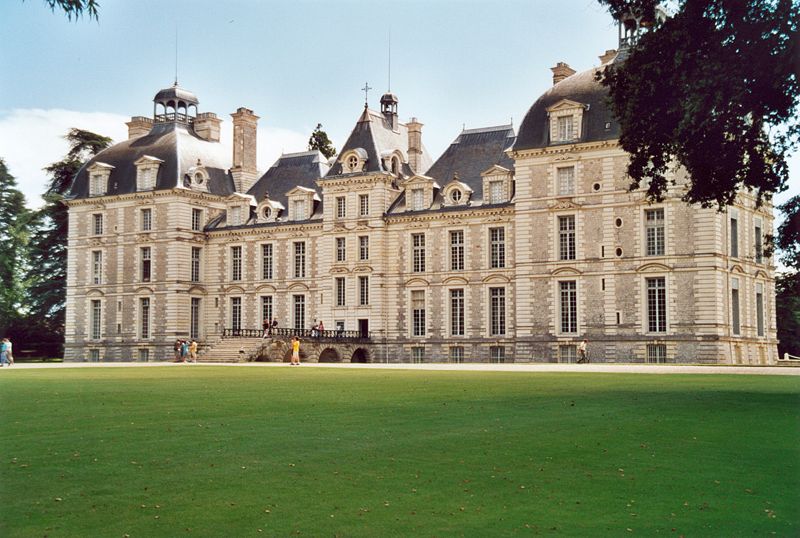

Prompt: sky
[0,0,797,216]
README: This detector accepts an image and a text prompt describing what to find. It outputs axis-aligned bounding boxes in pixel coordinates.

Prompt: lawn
[0,367,798,537]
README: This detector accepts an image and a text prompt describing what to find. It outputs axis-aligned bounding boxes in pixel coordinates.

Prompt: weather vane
[362,82,372,107]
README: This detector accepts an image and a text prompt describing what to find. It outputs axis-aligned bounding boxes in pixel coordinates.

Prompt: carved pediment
[551,267,582,276]
[546,99,585,113]
[443,276,469,285]
[353,265,373,273]
[636,263,671,273]
[550,199,581,211]
[330,266,350,274]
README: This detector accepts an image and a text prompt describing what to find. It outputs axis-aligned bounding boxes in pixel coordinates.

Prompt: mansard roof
[68,122,233,199]
[246,150,330,212]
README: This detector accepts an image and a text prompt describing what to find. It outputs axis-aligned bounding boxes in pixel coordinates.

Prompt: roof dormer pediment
[546,99,586,113]
[133,155,164,167]
[226,192,257,205]
[481,164,512,177]
[286,186,321,201]
[400,174,437,188]
[88,161,115,173]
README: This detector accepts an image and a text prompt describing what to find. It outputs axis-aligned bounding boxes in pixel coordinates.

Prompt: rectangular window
[336,237,346,262]
[335,277,346,307]
[557,115,573,141]
[645,208,665,256]
[756,283,765,337]
[90,174,105,196]
[558,215,576,260]
[261,244,273,280]
[141,208,152,231]
[559,345,577,363]
[755,221,763,264]
[230,297,242,331]
[260,296,273,328]
[294,241,306,278]
[231,246,242,281]
[191,208,202,232]
[731,278,741,335]
[190,297,201,340]
[412,233,426,272]
[647,277,667,333]
[559,281,577,334]
[490,287,506,336]
[490,227,505,269]
[336,196,346,219]
[557,166,575,196]
[90,349,100,361]
[412,290,426,336]
[489,180,503,204]
[92,250,102,285]
[293,295,305,330]
[140,247,151,282]
[450,289,465,336]
[90,299,102,339]
[359,194,369,216]
[730,213,739,257]
[450,346,464,363]
[411,188,424,210]
[230,206,242,226]
[647,344,667,363]
[450,230,464,271]
[93,213,103,235]
[490,346,506,363]
[138,167,155,191]
[294,199,307,220]
[140,297,150,339]
[359,276,369,306]
[359,236,369,260]
[138,348,150,362]
[191,247,201,282]
[412,346,425,363]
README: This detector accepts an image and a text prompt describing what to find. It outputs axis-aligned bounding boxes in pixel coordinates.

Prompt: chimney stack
[550,62,576,85]
[126,116,153,139]
[230,107,259,193]
[599,49,618,64]
[406,117,424,174]
[194,112,222,142]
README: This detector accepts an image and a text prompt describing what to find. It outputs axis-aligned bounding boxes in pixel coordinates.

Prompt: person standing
[0,338,8,367]
[173,339,182,362]
[189,340,198,363]
[5,338,13,365]
[271,318,278,336]
[181,340,189,363]
[578,339,589,363]
[262,318,270,338]
[290,336,301,365]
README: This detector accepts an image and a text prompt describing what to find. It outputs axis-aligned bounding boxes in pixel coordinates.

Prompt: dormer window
[347,155,359,171]
[411,188,424,210]
[557,116,574,141]
[451,189,462,203]
[134,155,164,192]
[262,206,271,219]
[547,99,585,144]
[87,162,114,197]
[230,206,242,226]
[90,174,105,196]
[256,198,284,223]
[489,181,504,203]
[194,172,204,185]
[442,178,473,207]
[294,199,307,220]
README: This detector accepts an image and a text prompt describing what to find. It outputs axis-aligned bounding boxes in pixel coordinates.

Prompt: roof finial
[362,82,372,108]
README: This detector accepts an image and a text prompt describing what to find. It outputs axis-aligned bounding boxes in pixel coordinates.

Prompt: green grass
[1,367,798,537]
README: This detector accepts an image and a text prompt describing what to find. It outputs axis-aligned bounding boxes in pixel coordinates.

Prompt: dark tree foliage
[0,159,31,335]
[25,129,111,350]
[598,0,799,208]
[308,124,337,159]
[36,0,99,20]
[776,271,800,356]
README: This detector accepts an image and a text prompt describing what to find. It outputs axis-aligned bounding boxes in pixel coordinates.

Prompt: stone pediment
[636,263,671,273]
[482,274,510,283]
[481,164,512,177]
[443,276,469,285]
[551,267,582,276]
[546,99,585,113]
[549,199,581,211]
[330,266,350,274]
[405,277,430,287]
[353,265,373,273]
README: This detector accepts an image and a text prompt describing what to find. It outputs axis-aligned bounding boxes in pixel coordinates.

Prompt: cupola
[153,83,199,125]
[380,92,399,131]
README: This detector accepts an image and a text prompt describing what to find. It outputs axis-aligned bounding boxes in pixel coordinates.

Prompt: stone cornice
[508,139,620,159]
[385,205,513,224]
[206,221,323,238]
[65,188,227,207]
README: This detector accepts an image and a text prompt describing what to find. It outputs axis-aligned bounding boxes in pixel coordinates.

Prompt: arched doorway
[351,348,370,363]
[319,348,341,363]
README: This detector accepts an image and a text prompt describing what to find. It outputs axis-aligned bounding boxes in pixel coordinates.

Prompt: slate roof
[68,122,233,199]
[246,150,331,218]
[513,66,620,151]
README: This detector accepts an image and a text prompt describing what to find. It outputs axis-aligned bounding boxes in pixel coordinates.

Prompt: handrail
[222,327,371,341]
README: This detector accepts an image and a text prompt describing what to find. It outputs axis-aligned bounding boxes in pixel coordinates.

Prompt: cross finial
[362,82,372,107]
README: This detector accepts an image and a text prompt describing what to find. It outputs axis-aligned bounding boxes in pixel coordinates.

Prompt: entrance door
[358,319,369,338]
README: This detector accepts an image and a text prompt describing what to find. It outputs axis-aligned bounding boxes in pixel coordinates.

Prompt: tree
[597,0,799,208]
[0,159,31,335]
[25,129,111,352]
[775,194,800,356]
[308,123,337,159]
[37,0,99,20]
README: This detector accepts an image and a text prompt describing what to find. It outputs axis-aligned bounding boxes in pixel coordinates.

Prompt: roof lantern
[380,92,399,130]
[153,83,199,125]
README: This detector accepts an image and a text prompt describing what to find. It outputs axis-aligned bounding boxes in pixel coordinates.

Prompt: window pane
[647,277,667,333]
[559,281,577,333]
[645,208,665,256]
[490,287,506,336]
[558,216,576,260]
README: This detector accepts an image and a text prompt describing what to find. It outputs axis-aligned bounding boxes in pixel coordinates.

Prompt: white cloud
[0,108,310,208]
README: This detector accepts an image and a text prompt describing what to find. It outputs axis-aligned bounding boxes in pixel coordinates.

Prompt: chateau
[64,32,779,364]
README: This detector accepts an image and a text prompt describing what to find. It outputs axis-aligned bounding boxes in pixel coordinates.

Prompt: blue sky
[0,0,796,213]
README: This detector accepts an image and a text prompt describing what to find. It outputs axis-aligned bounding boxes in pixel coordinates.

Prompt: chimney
[194,112,222,142]
[599,49,618,64]
[550,62,576,85]
[407,117,424,174]
[126,116,153,139]
[230,107,259,193]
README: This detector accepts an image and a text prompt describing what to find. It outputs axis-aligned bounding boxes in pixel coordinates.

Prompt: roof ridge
[460,124,514,135]
[280,150,321,158]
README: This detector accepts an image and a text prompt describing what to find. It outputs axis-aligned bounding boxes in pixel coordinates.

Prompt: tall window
[559,281,577,334]
[359,276,369,306]
[336,237,346,262]
[230,297,242,331]
[294,199,307,220]
[490,287,506,336]
[489,181,503,204]
[140,247,151,282]
[359,194,369,216]
[261,296,273,326]
[412,347,425,363]
[756,283,765,337]
[138,348,150,362]
[646,277,667,333]
[557,115,573,141]
[647,344,667,363]
[490,227,506,269]
[191,247,201,282]
[645,208,665,256]
[231,246,242,281]
[190,297,201,340]
[335,277,346,307]
[450,346,464,363]
[412,233,426,272]
[293,295,305,330]
[90,299,102,339]
[359,236,369,260]
[336,196,346,219]
[450,289,464,336]
[141,208,152,231]
[754,220,763,264]
[730,212,739,257]
[558,215,576,260]
[411,188,424,210]
[559,345,577,363]
[557,167,575,195]
[294,241,306,278]
[92,250,102,285]
[261,244,273,280]
[92,213,103,235]
[229,206,242,226]
[731,278,741,335]
[412,290,426,336]
[490,346,506,363]
[450,230,464,271]
[191,208,203,231]
[139,297,150,339]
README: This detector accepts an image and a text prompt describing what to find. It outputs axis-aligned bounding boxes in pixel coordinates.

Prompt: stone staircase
[197,337,266,363]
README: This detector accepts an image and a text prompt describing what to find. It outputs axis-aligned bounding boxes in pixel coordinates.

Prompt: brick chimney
[126,116,153,139]
[407,117,424,174]
[550,62,576,85]
[230,107,259,193]
[599,49,618,64]
[194,112,222,142]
